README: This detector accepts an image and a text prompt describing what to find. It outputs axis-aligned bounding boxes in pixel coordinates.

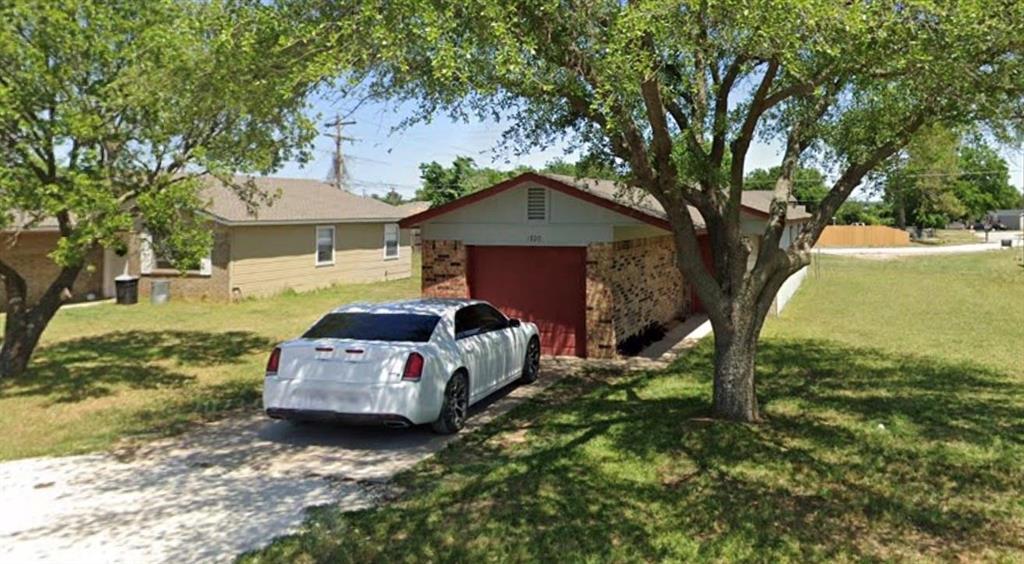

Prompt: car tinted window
[476,304,508,331]
[455,304,507,339]
[302,313,440,342]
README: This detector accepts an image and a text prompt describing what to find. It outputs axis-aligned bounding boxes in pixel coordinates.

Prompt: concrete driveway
[0,367,570,563]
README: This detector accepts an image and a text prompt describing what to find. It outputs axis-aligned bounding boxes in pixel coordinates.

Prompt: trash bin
[114,275,139,305]
[150,279,171,305]
[1001,239,1013,248]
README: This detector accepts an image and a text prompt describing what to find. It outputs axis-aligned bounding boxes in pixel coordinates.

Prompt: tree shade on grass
[242,251,1024,561]
[0,261,420,461]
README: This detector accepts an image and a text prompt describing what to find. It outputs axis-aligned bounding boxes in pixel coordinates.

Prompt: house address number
[527,234,543,243]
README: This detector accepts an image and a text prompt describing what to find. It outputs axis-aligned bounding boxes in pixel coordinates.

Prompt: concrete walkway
[0,369,567,563]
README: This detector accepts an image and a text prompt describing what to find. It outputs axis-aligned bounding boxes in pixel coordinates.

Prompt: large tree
[883,125,964,228]
[0,0,320,377]
[323,0,1024,421]
[953,142,1021,220]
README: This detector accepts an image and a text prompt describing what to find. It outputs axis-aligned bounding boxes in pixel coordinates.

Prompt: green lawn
[0,265,420,460]
[912,228,985,246]
[245,251,1024,562]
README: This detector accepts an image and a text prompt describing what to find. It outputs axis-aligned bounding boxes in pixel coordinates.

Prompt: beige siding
[229,222,411,299]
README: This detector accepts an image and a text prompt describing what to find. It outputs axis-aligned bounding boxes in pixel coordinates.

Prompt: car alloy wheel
[432,372,468,434]
[520,338,540,384]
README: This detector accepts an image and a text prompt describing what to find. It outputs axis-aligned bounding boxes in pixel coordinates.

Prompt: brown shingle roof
[541,173,811,224]
[395,201,431,217]
[202,176,405,224]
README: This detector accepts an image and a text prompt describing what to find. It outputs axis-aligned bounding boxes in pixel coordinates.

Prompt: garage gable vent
[526,187,548,221]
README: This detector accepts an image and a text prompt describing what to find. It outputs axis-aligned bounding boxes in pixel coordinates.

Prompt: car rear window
[302,312,441,342]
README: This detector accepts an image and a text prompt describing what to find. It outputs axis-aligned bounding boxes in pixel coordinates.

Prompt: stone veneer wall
[421,239,469,298]
[586,235,688,358]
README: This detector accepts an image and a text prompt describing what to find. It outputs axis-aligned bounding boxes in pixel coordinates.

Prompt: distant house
[0,218,105,309]
[988,209,1023,230]
[2,177,417,308]
[401,172,811,358]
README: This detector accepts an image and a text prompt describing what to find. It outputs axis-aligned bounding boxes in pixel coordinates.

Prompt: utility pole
[325,115,356,191]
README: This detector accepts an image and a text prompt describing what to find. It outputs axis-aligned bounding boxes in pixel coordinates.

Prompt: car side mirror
[508,318,521,328]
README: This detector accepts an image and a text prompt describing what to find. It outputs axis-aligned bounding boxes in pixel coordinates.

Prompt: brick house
[0,225,104,309]
[401,172,810,359]
[2,177,417,309]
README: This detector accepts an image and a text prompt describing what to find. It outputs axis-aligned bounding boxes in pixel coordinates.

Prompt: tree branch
[794,113,929,250]
[709,56,747,167]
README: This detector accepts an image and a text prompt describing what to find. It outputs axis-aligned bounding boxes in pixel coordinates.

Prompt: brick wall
[587,235,689,358]
[421,239,469,298]
[608,236,687,342]
[0,231,104,311]
[585,243,617,359]
[130,223,231,302]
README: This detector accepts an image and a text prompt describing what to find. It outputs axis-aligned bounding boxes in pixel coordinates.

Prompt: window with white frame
[384,223,400,259]
[139,231,212,276]
[315,225,335,265]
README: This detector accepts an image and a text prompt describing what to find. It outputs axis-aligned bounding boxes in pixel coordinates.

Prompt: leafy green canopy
[882,126,1021,227]
[0,0,322,269]
[744,166,828,206]
[416,152,621,206]
[332,0,1023,253]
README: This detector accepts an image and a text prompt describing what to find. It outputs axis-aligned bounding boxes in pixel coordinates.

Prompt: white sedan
[263,298,541,434]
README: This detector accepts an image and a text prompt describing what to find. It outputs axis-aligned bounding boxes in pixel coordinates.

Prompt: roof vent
[526,187,547,221]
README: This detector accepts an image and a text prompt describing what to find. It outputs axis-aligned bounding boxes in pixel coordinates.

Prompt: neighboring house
[0,218,104,311]
[395,201,431,249]
[2,176,413,309]
[400,172,810,359]
[129,176,414,301]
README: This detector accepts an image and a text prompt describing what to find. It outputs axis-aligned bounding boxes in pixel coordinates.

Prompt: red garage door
[467,245,587,357]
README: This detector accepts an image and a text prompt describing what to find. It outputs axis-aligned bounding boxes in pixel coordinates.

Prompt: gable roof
[395,201,431,217]
[399,172,810,229]
[202,176,405,225]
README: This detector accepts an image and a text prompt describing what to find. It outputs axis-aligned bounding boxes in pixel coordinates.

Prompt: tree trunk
[0,261,82,379]
[711,318,760,422]
[704,261,796,423]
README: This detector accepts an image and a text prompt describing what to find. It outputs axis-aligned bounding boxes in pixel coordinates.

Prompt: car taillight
[266,347,281,376]
[402,352,424,381]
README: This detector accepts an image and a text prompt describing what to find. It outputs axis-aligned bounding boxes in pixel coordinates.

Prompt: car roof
[331,298,485,316]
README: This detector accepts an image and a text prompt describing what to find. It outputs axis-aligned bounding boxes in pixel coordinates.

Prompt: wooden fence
[817,225,910,247]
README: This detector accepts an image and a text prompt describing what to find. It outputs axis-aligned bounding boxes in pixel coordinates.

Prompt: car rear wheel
[519,337,541,384]
[432,371,469,434]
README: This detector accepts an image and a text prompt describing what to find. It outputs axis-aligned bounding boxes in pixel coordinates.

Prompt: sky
[275,93,1024,201]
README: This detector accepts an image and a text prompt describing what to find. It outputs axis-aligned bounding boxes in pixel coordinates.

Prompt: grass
[244,251,1024,562]
[912,228,984,246]
[0,263,420,460]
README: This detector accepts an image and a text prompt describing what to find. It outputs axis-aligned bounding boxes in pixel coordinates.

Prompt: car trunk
[279,339,418,384]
